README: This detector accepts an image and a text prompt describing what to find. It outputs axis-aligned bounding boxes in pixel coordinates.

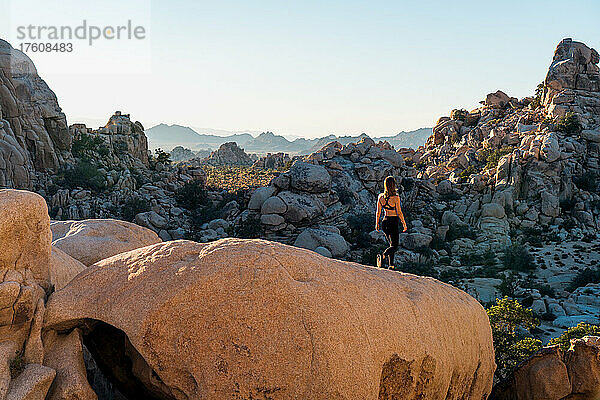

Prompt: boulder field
[0,188,497,399]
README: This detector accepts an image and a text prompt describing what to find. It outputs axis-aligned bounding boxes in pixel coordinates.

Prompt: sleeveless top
[380,194,399,214]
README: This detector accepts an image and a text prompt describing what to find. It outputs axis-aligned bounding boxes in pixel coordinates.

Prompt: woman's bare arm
[396,197,408,232]
[375,195,382,230]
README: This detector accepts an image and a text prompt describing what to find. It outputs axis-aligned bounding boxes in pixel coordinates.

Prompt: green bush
[60,161,106,192]
[502,244,536,272]
[391,261,437,278]
[487,297,542,379]
[458,165,478,179]
[529,82,545,109]
[121,198,150,221]
[234,215,263,239]
[176,181,208,209]
[478,146,514,170]
[71,133,109,159]
[9,351,25,378]
[549,322,600,350]
[342,213,375,249]
[568,267,600,292]
[155,148,171,164]
[555,112,582,134]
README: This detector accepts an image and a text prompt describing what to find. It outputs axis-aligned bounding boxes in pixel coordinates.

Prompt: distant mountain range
[146,124,432,155]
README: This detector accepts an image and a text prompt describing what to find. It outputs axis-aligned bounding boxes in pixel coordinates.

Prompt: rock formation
[0,39,70,189]
[201,142,253,166]
[491,336,600,400]
[50,219,161,266]
[44,238,496,399]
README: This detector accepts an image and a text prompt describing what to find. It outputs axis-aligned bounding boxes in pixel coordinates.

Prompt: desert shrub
[234,215,263,239]
[59,161,106,192]
[121,198,150,221]
[502,244,535,272]
[549,322,600,350]
[176,181,208,209]
[9,351,25,378]
[72,133,109,160]
[446,224,476,241]
[450,108,468,121]
[487,297,542,379]
[498,272,519,297]
[529,83,545,109]
[478,146,514,170]
[361,244,387,266]
[342,213,375,249]
[573,172,597,192]
[458,165,478,179]
[155,148,171,164]
[568,267,600,292]
[555,112,582,134]
[392,261,437,278]
[521,226,544,247]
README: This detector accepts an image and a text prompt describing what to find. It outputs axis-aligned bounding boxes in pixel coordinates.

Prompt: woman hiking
[375,176,408,269]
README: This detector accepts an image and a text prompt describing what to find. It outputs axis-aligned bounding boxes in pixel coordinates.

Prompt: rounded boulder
[45,238,495,400]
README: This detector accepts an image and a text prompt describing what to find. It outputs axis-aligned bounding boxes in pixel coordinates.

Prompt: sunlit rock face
[0,39,71,189]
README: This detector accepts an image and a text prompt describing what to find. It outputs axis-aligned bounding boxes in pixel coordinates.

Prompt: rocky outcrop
[50,219,161,266]
[202,142,253,166]
[0,40,70,189]
[44,239,496,400]
[252,152,291,170]
[491,336,600,400]
[69,111,149,169]
[0,190,51,286]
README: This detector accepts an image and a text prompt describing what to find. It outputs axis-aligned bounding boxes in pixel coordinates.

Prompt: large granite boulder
[0,189,51,285]
[491,336,600,400]
[0,39,70,188]
[45,238,495,400]
[50,219,161,266]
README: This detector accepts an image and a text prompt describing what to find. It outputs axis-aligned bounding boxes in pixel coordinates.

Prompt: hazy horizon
[2,0,599,139]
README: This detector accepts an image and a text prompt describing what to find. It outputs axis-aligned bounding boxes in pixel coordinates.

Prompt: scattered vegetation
[529,82,545,109]
[555,112,582,134]
[391,261,437,278]
[71,133,109,160]
[154,148,171,164]
[203,166,277,192]
[176,181,207,209]
[568,267,600,292]
[58,161,106,193]
[486,297,542,379]
[502,244,536,272]
[342,213,375,249]
[234,215,263,239]
[458,165,479,179]
[9,351,25,378]
[549,322,600,350]
[120,198,150,221]
[450,108,468,122]
[478,146,514,170]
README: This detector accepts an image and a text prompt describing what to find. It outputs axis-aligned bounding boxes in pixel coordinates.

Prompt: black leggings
[381,216,399,265]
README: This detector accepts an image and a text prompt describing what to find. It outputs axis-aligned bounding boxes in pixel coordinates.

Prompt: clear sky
[2,0,600,138]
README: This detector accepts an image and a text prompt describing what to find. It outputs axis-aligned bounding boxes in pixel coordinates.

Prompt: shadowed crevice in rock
[81,320,176,400]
